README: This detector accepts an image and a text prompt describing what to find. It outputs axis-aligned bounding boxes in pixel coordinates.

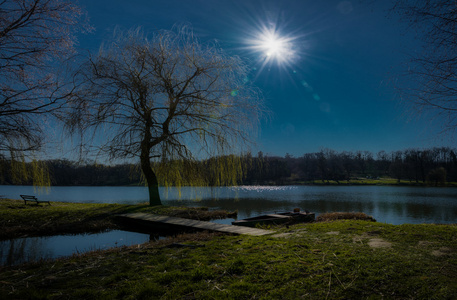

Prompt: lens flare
[239,17,305,77]
[251,27,296,64]
[262,34,286,57]
[233,7,309,81]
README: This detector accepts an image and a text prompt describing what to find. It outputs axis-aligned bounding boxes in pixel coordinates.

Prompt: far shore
[1,177,457,188]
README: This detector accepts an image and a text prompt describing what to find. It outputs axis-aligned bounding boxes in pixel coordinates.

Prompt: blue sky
[75,0,454,157]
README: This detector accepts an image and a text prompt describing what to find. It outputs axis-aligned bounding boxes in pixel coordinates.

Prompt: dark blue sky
[76,0,454,157]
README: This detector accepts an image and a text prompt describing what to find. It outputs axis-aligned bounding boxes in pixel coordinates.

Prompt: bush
[316,212,376,222]
[427,167,447,186]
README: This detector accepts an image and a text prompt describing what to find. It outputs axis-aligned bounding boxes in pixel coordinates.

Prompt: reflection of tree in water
[1,237,53,266]
[307,199,375,215]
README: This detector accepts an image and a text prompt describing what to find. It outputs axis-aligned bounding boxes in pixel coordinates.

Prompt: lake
[2,185,457,225]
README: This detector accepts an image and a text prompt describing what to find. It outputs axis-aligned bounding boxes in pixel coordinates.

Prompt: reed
[316,212,376,222]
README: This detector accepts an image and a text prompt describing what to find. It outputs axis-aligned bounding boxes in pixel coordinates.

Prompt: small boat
[232,209,315,228]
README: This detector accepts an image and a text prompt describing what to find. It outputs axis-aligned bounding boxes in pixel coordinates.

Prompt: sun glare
[235,10,306,76]
[262,34,286,57]
[253,28,294,64]
[245,24,299,70]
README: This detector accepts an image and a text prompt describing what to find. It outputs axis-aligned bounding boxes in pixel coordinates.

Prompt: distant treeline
[1,147,456,186]
[271,147,457,186]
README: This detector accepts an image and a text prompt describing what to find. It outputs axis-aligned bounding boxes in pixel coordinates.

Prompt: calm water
[2,185,457,225]
[0,230,152,266]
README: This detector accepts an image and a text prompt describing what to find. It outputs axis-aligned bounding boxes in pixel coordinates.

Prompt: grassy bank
[1,200,457,299]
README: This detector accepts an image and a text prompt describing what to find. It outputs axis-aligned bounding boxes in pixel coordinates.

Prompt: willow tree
[0,0,88,184]
[70,27,263,206]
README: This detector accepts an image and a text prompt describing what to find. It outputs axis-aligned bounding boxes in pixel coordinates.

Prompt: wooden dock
[117,213,273,236]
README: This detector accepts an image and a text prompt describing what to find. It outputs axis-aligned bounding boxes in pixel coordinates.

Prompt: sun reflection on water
[231,185,297,192]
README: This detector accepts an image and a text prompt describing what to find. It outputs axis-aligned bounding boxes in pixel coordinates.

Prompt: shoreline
[1,178,457,188]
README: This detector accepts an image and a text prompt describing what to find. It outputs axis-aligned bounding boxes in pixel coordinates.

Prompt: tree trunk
[140,136,162,206]
[142,161,161,206]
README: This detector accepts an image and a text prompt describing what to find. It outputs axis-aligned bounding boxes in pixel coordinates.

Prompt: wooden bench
[20,195,51,206]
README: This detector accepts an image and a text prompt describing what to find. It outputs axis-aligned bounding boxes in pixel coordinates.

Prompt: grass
[1,199,457,299]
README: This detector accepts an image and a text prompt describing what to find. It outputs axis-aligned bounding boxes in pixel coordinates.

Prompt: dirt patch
[353,233,392,248]
[326,231,340,235]
[271,233,294,238]
[368,238,392,248]
[432,247,453,257]
[272,228,308,238]
[353,235,364,243]
[417,241,453,257]
[418,241,434,247]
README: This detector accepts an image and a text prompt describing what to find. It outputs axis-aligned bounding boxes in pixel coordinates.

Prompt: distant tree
[323,149,344,183]
[315,149,345,183]
[376,150,391,177]
[404,149,420,183]
[301,153,318,182]
[354,151,365,176]
[449,150,457,182]
[284,153,302,181]
[393,1,457,133]
[341,151,355,181]
[390,151,404,183]
[427,167,447,186]
[241,152,266,184]
[364,151,375,176]
[263,156,290,183]
[69,26,263,205]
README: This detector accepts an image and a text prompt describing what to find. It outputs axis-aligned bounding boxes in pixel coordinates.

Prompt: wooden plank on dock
[117,213,273,236]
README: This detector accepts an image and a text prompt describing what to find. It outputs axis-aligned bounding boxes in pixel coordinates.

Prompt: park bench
[20,195,51,206]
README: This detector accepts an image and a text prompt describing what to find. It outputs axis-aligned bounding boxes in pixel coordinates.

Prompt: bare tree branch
[0,0,90,156]
[393,0,457,133]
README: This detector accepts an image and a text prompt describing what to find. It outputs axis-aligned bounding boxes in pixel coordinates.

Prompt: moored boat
[232,208,315,227]
[276,211,315,223]
[231,214,292,227]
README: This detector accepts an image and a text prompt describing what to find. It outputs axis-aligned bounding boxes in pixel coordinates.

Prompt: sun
[252,28,294,64]
[235,10,307,76]
[261,34,287,58]
[244,24,299,70]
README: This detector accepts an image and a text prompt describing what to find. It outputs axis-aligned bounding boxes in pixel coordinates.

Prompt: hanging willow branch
[68,25,266,205]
